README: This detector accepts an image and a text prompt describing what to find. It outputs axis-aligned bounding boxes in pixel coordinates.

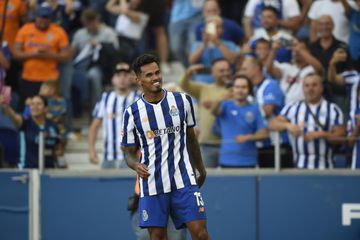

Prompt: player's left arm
[187,127,207,187]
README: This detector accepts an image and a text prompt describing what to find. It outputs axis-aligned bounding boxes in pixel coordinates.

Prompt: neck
[143,89,164,103]
[266,28,278,37]
[32,116,45,126]
[307,98,322,105]
[295,61,306,69]
[116,88,129,96]
[320,35,333,45]
[253,75,264,85]
[234,99,247,106]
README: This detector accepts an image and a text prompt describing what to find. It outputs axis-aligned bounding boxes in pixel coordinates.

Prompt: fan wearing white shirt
[265,38,323,104]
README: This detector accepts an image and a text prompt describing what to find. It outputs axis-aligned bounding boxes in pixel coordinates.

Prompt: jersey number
[194,192,204,206]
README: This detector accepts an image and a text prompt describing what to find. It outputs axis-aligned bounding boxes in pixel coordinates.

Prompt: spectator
[0,94,61,168]
[348,88,360,169]
[168,0,203,67]
[89,62,139,169]
[239,56,289,168]
[13,5,71,110]
[106,0,146,63]
[308,15,349,108]
[308,0,356,43]
[248,6,293,63]
[0,0,27,53]
[243,0,301,39]
[137,0,171,73]
[328,48,358,121]
[71,8,119,111]
[254,38,271,67]
[1,0,27,100]
[213,75,268,168]
[339,0,360,70]
[265,38,322,104]
[180,59,231,167]
[269,73,345,169]
[195,0,245,46]
[189,16,239,83]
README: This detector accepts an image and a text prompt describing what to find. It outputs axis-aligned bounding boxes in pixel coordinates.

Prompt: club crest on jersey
[169,105,179,116]
[246,111,254,123]
[47,34,53,41]
[142,210,148,222]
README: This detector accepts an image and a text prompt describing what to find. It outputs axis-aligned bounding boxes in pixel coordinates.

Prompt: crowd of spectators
[0,0,360,171]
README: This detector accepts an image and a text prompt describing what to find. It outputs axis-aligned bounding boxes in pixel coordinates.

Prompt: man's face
[112,71,131,91]
[84,20,100,34]
[317,16,334,38]
[233,78,250,102]
[261,10,278,31]
[137,62,162,94]
[35,17,51,31]
[303,75,323,103]
[255,42,270,62]
[211,60,231,84]
[30,96,47,118]
[203,1,220,18]
[239,58,257,81]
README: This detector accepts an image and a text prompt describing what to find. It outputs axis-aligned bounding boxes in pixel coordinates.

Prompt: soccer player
[89,62,139,169]
[121,54,210,240]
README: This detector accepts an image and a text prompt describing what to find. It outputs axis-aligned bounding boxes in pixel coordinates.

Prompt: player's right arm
[121,107,150,179]
[0,95,23,128]
[122,145,150,179]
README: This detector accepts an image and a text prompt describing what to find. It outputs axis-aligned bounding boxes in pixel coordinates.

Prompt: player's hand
[136,163,150,179]
[89,149,99,165]
[196,168,207,188]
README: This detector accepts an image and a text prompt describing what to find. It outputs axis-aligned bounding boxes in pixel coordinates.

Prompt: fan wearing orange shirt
[13,5,72,110]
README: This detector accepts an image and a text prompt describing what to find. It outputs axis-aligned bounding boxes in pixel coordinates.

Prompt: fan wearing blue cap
[35,5,53,31]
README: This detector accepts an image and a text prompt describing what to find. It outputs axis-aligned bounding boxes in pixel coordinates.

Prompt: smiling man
[121,54,210,240]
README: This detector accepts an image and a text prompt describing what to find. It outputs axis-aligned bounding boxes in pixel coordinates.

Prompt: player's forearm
[122,146,139,171]
[278,16,301,32]
[187,130,206,172]
[2,105,22,128]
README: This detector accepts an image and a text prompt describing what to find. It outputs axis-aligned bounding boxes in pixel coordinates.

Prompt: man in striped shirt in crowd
[121,54,209,240]
[269,73,346,169]
[89,62,139,169]
[328,48,360,169]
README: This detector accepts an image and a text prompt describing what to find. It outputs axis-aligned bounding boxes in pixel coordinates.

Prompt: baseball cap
[114,63,130,73]
[36,6,52,18]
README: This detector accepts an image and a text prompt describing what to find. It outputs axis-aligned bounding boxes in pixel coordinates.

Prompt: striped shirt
[281,99,344,169]
[93,90,139,162]
[121,90,197,197]
[342,70,360,122]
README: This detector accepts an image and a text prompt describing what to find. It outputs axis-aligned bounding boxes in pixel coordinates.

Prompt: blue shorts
[138,185,207,229]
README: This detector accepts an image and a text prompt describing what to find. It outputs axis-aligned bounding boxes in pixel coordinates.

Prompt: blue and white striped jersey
[93,90,139,162]
[121,90,197,197]
[281,99,344,169]
[342,70,360,122]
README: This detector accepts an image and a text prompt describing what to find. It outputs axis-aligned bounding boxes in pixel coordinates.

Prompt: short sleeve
[92,93,107,119]
[244,0,258,17]
[307,2,320,20]
[254,106,266,130]
[342,70,359,85]
[283,0,300,19]
[121,108,136,146]
[331,103,344,126]
[185,94,196,128]
[15,26,27,44]
[280,102,296,120]
[57,27,69,48]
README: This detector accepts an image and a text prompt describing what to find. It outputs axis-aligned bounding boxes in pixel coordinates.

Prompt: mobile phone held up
[205,22,216,36]
[0,80,11,105]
